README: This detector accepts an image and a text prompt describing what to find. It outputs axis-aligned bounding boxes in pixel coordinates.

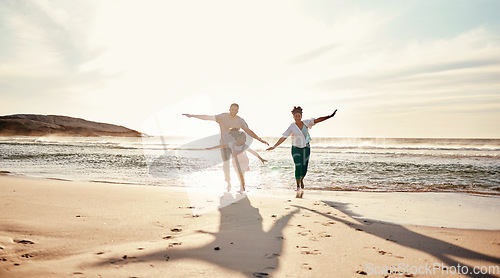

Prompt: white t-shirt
[282,119,315,148]
[215,113,249,144]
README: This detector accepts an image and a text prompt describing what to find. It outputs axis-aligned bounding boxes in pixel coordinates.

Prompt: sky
[1,0,500,138]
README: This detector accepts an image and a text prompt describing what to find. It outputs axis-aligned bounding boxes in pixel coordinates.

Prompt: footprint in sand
[14,239,35,245]
[371,247,405,259]
[168,242,182,248]
[300,250,321,255]
[319,232,331,238]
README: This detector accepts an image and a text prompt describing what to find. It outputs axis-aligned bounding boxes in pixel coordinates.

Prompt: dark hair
[291,106,303,114]
[228,127,241,139]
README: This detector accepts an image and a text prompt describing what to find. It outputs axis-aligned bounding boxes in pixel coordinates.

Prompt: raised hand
[330,109,337,118]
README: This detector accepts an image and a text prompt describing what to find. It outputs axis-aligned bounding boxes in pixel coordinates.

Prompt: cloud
[314,28,500,94]
[0,0,107,98]
[288,43,339,64]
[297,26,500,137]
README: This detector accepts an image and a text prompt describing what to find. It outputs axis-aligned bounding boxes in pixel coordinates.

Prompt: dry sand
[1,175,499,277]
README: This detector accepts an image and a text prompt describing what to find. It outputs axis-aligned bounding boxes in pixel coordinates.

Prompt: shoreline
[1,175,499,277]
[2,173,500,230]
[2,170,500,195]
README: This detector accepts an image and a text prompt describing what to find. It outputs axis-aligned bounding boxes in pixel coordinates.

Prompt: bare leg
[238,172,246,192]
[295,179,302,198]
[298,177,304,198]
[221,148,232,190]
[233,152,245,193]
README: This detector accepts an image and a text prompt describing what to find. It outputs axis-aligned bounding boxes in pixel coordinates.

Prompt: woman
[267,106,337,198]
[206,128,267,193]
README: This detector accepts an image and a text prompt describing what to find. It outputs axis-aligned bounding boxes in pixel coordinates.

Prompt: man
[183,103,269,190]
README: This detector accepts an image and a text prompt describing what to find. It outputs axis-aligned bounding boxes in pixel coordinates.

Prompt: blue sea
[1,136,499,194]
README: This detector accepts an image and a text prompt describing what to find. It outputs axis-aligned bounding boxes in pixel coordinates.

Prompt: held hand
[260,139,270,146]
[266,146,275,151]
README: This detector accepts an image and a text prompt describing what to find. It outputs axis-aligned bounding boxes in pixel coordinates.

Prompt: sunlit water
[1,136,499,194]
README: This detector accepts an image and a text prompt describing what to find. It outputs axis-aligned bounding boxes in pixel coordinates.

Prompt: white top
[228,141,247,152]
[215,113,249,144]
[282,119,315,148]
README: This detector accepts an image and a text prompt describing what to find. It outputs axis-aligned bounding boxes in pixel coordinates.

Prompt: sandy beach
[1,175,499,277]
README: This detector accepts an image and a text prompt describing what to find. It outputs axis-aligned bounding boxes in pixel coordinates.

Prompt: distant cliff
[0,114,142,137]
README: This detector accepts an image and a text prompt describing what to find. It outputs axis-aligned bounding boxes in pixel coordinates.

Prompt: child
[206,128,266,192]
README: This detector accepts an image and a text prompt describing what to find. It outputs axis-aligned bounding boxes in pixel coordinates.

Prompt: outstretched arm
[247,148,267,164]
[182,114,216,121]
[205,144,226,150]
[243,128,269,146]
[266,137,287,151]
[314,109,337,124]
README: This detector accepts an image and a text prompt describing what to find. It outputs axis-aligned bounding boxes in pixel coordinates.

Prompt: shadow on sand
[295,201,500,278]
[92,193,298,277]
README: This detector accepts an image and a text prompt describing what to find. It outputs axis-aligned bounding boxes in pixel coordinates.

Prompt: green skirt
[291,145,311,180]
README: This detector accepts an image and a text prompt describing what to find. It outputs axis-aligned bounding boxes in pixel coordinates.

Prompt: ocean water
[0,136,499,194]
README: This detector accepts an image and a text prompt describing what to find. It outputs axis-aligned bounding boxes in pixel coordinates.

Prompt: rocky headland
[0,114,142,137]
